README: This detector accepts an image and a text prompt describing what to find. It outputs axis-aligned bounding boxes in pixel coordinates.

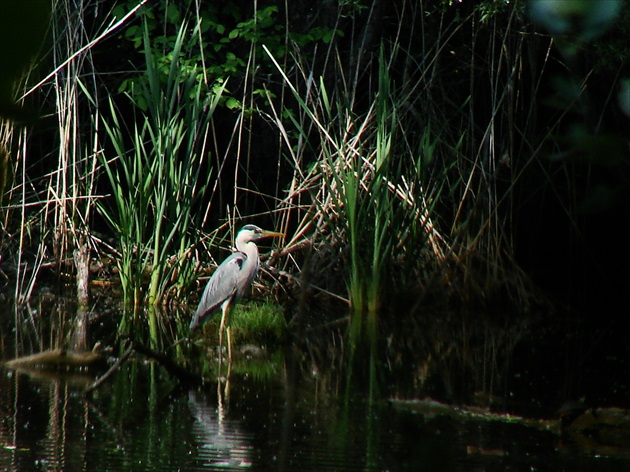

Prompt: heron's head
[238,224,285,244]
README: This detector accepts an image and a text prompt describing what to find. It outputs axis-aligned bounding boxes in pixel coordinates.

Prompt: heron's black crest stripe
[240,224,261,232]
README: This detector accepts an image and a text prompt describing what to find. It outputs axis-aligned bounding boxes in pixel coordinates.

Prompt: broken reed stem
[84,345,134,395]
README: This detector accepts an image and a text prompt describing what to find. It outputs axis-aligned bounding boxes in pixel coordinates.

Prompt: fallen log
[4,348,106,370]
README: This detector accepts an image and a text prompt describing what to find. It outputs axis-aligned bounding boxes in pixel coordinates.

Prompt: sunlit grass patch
[191,301,287,348]
[230,302,287,346]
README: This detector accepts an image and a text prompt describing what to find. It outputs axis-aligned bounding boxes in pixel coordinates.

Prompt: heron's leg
[218,302,229,376]
[224,376,231,400]
[226,325,232,378]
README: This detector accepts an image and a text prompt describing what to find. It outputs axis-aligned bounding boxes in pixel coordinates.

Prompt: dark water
[3,356,630,471]
[2,299,630,471]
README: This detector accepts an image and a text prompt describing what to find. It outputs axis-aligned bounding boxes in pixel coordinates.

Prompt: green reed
[99,21,223,342]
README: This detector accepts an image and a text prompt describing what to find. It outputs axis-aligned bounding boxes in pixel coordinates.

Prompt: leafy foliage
[113,0,339,112]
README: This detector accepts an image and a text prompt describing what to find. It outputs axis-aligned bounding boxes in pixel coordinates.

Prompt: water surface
[2,298,630,471]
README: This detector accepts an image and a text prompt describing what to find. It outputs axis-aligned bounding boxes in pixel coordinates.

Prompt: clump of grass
[229,302,288,345]
[264,44,448,348]
[190,302,287,347]
[189,302,287,381]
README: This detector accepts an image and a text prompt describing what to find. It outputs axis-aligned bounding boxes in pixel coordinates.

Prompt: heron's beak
[261,230,285,239]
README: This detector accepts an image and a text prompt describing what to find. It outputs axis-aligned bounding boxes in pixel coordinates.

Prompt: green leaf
[323,30,335,44]
[225,97,241,109]
[166,4,180,24]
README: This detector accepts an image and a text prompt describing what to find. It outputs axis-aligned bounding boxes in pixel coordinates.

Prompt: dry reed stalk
[5,0,148,306]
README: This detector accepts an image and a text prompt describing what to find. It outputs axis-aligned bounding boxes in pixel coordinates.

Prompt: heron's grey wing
[189,253,244,331]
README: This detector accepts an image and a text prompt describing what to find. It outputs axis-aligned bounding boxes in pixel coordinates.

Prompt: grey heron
[189,224,284,372]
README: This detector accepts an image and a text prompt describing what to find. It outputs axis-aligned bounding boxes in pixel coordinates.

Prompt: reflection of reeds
[99,21,224,339]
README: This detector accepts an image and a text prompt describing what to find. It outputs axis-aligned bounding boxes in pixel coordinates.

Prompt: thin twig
[84,344,133,395]
[131,341,201,385]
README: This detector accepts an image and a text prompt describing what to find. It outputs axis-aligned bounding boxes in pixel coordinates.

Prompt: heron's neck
[237,240,260,283]
[236,239,259,260]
